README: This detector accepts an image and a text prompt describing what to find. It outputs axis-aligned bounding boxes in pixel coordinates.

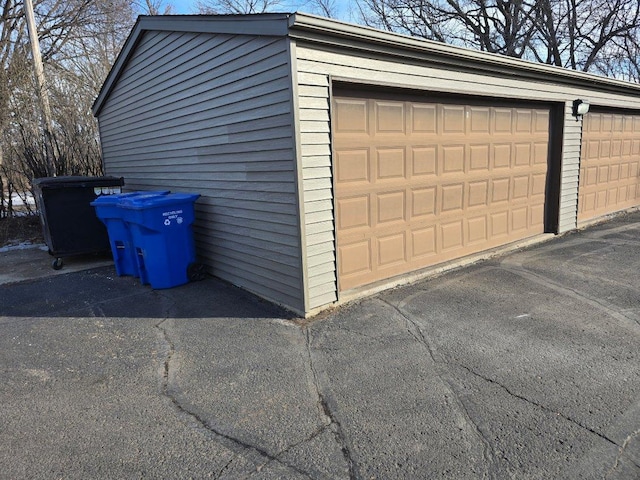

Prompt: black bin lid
[33,176,124,189]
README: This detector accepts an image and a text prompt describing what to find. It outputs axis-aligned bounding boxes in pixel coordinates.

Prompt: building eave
[93,12,640,117]
[288,12,640,97]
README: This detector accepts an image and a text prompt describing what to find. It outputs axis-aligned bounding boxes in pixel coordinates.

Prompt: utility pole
[24,0,55,177]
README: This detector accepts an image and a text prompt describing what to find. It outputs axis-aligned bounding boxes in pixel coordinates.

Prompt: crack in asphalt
[377,297,497,480]
[62,290,150,317]
[154,316,315,480]
[304,327,360,480]
[83,300,106,318]
[455,362,626,452]
[215,456,235,480]
[605,428,640,478]
[500,259,640,330]
[253,424,332,478]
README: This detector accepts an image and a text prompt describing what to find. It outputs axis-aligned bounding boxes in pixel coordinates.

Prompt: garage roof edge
[288,12,640,96]
[93,12,640,117]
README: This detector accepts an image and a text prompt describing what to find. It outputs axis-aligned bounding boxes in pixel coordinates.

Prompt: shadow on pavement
[0,266,296,320]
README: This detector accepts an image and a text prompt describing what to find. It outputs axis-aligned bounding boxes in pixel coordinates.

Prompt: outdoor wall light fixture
[573,99,590,117]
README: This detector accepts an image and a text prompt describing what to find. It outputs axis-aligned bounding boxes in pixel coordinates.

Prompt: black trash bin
[33,176,124,270]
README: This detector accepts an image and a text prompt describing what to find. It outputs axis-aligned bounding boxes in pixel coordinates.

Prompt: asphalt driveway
[1,212,639,479]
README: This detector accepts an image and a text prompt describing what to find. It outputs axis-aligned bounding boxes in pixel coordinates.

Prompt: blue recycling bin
[119,193,200,289]
[92,191,169,277]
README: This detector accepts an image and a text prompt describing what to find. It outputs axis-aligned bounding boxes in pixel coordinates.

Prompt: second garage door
[578,111,640,223]
[333,89,550,292]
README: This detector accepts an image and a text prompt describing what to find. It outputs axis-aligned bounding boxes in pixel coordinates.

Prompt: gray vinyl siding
[295,71,336,309]
[294,42,640,311]
[558,101,582,233]
[97,31,303,313]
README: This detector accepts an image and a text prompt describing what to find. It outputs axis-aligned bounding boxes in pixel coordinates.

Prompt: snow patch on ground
[2,192,36,208]
[0,242,47,253]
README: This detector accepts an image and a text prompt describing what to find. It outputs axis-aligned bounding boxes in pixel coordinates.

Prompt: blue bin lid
[119,192,200,210]
[91,190,170,207]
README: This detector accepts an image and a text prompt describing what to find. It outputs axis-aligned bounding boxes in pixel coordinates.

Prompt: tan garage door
[578,112,640,223]
[333,90,550,292]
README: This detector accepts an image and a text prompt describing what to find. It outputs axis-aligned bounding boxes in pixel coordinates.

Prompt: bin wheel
[52,258,63,270]
[187,263,207,282]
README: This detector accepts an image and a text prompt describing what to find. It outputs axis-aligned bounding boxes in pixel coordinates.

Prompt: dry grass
[0,215,44,247]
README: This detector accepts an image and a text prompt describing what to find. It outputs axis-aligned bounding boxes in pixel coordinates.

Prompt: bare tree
[617,36,640,82]
[356,0,640,78]
[534,0,640,73]
[1,0,138,216]
[196,0,283,14]
[306,0,339,18]
[134,0,175,15]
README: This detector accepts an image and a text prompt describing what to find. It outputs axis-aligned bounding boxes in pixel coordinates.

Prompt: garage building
[93,13,640,316]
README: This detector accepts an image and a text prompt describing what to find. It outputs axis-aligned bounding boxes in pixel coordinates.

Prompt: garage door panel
[337,195,370,231]
[598,165,609,182]
[468,180,488,207]
[532,173,547,195]
[470,144,490,170]
[490,211,509,237]
[491,178,510,203]
[585,166,598,185]
[411,187,436,217]
[516,110,533,132]
[334,93,550,291]
[514,143,533,166]
[612,139,623,156]
[339,240,371,277]
[412,227,436,257]
[530,204,545,227]
[610,164,620,181]
[578,111,640,222]
[467,215,488,244]
[335,149,369,184]
[440,220,464,250]
[608,187,618,205]
[535,110,550,132]
[534,142,548,164]
[411,104,437,132]
[334,99,368,134]
[443,105,465,133]
[377,148,406,179]
[411,146,437,175]
[470,107,490,133]
[377,191,406,224]
[512,175,530,199]
[493,144,512,168]
[442,145,465,173]
[441,183,464,212]
[375,101,405,133]
[512,207,529,231]
[377,233,406,266]
[494,109,513,132]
